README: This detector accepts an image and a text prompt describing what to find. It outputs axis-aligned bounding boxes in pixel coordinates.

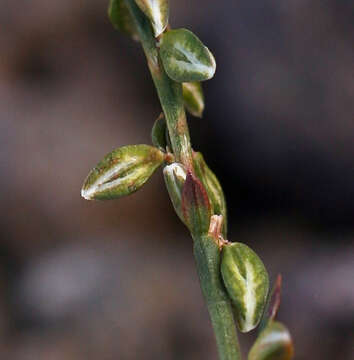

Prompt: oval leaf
[248,322,294,360]
[183,82,205,117]
[135,0,169,37]
[163,163,187,223]
[221,242,269,333]
[159,29,216,82]
[193,152,227,237]
[81,145,164,200]
[108,0,138,40]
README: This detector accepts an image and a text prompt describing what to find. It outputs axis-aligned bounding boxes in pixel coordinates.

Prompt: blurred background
[1,0,353,359]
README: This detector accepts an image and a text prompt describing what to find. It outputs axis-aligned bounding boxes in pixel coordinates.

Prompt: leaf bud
[182,82,205,118]
[248,321,294,360]
[163,162,187,223]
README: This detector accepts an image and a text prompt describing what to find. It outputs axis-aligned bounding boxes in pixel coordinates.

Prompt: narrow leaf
[81,145,164,200]
[181,171,211,235]
[193,152,227,237]
[108,0,138,40]
[183,82,205,117]
[268,274,282,321]
[163,163,187,223]
[151,113,167,150]
[259,274,282,332]
[135,0,169,37]
[160,29,216,82]
[248,321,294,360]
[221,242,269,333]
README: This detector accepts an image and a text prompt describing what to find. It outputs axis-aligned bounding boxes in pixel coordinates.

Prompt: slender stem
[124,2,241,358]
[193,234,242,360]
[124,0,193,169]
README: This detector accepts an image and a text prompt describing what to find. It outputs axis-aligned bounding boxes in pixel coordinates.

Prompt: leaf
[221,242,269,333]
[183,82,205,117]
[248,321,294,360]
[81,145,164,200]
[135,0,169,37]
[159,29,216,82]
[181,171,211,235]
[193,152,227,237]
[108,0,138,40]
[268,274,282,321]
[259,274,282,332]
[163,163,187,223]
[151,113,167,150]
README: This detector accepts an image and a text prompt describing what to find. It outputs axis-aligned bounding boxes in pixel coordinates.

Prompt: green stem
[124,0,193,169]
[124,1,241,358]
[193,234,242,360]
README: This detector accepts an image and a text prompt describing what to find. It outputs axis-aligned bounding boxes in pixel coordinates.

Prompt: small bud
[183,82,205,118]
[193,152,227,237]
[151,113,167,150]
[135,0,169,37]
[163,163,187,223]
[159,29,216,83]
[181,171,211,235]
[108,0,138,40]
[81,144,164,200]
[248,322,294,360]
[221,242,269,333]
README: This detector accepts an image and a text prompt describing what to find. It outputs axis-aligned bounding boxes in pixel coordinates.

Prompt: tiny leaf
[183,82,205,117]
[159,29,216,83]
[181,171,211,235]
[248,321,294,360]
[81,145,164,200]
[108,0,138,40]
[268,274,282,321]
[193,152,227,237]
[135,0,169,37]
[151,113,167,150]
[163,163,187,223]
[221,242,269,333]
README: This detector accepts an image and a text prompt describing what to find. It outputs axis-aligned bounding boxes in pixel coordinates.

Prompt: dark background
[1,0,353,359]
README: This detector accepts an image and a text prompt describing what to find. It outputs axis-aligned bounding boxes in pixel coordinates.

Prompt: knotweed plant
[81,1,294,359]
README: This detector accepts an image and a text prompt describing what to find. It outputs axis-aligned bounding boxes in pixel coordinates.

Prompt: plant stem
[124,0,193,169]
[193,234,242,360]
[124,1,241,358]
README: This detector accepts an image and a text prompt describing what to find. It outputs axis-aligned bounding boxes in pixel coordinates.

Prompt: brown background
[1,0,354,359]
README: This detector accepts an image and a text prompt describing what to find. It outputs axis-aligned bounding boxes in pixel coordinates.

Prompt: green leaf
[135,0,169,37]
[183,82,205,117]
[193,152,227,237]
[81,145,164,200]
[248,322,294,360]
[221,242,269,333]
[108,0,138,40]
[181,171,211,235]
[163,163,187,223]
[151,113,167,150]
[159,29,216,82]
